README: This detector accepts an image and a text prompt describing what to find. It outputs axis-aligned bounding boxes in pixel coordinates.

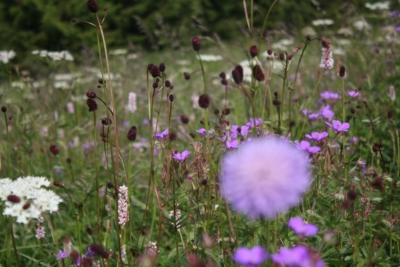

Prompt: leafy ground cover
[1,1,400,266]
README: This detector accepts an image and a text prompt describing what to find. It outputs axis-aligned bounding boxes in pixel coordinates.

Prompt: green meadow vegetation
[1,0,400,266]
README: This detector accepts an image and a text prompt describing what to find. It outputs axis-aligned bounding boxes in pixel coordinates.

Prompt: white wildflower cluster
[0,50,16,64]
[117,185,129,227]
[365,1,390,10]
[126,92,137,113]
[198,54,223,62]
[0,176,62,224]
[312,19,334,26]
[32,50,74,61]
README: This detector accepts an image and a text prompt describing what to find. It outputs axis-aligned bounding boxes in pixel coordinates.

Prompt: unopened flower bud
[198,94,211,109]
[191,37,201,51]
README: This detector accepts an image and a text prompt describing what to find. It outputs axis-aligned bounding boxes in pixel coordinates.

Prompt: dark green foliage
[0,0,374,53]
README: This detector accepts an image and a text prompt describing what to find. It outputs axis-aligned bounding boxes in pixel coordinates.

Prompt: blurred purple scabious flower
[231,125,250,138]
[226,139,239,150]
[288,217,319,237]
[172,150,191,162]
[319,105,334,120]
[56,250,69,260]
[390,10,399,17]
[305,132,328,142]
[123,121,130,127]
[232,246,268,267]
[325,120,350,133]
[154,129,169,140]
[320,91,339,100]
[272,245,324,267]
[246,118,263,128]
[309,113,320,120]
[348,90,359,97]
[196,128,212,137]
[220,137,311,219]
[295,140,320,154]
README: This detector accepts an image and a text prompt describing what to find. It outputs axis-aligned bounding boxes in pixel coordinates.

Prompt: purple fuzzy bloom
[325,120,350,133]
[372,45,379,51]
[396,26,400,32]
[231,125,251,137]
[319,105,334,120]
[82,141,95,151]
[232,246,268,267]
[320,91,339,100]
[288,217,319,237]
[220,137,311,219]
[272,245,324,267]
[308,113,320,120]
[295,140,320,154]
[348,90,359,97]
[172,150,191,162]
[56,250,69,260]
[305,132,328,142]
[154,129,169,140]
[226,139,239,150]
[196,128,207,136]
[246,118,263,128]
[301,109,309,116]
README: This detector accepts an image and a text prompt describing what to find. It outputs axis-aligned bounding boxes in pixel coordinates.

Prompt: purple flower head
[196,128,207,136]
[319,105,334,120]
[288,217,319,237]
[305,132,328,142]
[396,26,400,32]
[301,109,309,116]
[325,120,350,133]
[172,150,191,162]
[232,246,268,267]
[82,141,95,151]
[272,245,324,267]
[348,90,359,97]
[56,250,69,260]
[320,91,339,100]
[246,118,263,128]
[390,10,399,18]
[220,137,311,219]
[295,140,320,154]
[308,113,320,120]
[226,139,239,150]
[372,45,379,52]
[153,129,169,140]
[231,125,251,137]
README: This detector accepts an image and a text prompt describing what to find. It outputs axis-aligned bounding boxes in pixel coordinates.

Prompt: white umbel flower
[0,176,62,224]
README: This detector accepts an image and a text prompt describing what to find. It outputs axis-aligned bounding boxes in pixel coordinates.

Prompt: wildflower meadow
[1,0,400,266]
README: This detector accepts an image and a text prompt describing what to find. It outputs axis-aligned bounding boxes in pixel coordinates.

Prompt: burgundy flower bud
[181,115,189,124]
[147,63,154,71]
[169,132,177,141]
[200,179,208,186]
[7,195,21,203]
[279,53,285,61]
[50,145,59,155]
[339,66,346,77]
[371,177,384,191]
[107,182,114,188]
[66,158,72,164]
[273,99,281,106]
[267,49,273,55]
[1,106,6,112]
[232,65,243,84]
[98,79,104,84]
[86,90,96,99]
[165,80,171,87]
[198,94,211,109]
[342,199,351,209]
[184,72,191,80]
[249,45,258,57]
[219,72,226,79]
[127,126,137,141]
[253,65,265,81]
[159,62,165,72]
[388,111,393,120]
[169,94,174,102]
[152,82,158,89]
[150,65,160,78]
[53,181,64,188]
[214,109,220,115]
[287,54,293,60]
[321,39,329,48]
[87,227,93,235]
[86,98,98,111]
[306,35,311,41]
[101,118,112,125]
[221,79,228,86]
[191,37,201,51]
[88,244,109,259]
[222,108,230,115]
[23,202,31,210]
[347,189,357,201]
[87,0,99,13]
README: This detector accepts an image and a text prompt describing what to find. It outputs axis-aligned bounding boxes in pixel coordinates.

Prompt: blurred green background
[0,0,391,53]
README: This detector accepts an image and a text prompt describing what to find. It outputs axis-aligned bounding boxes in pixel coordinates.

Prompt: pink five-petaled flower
[232,246,268,267]
[172,150,191,162]
[288,217,319,237]
[305,132,329,142]
[325,120,350,133]
[295,140,320,154]
[153,129,169,140]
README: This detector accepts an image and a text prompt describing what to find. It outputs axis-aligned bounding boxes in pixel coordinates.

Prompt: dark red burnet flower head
[86,90,96,99]
[149,65,160,78]
[86,98,98,112]
[191,37,201,51]
[127,126,137,141]
[87,0,99,13]
[253,65,265,81]
[50,145,59,155]
[198,94,211,109]
[7,194,21,203]
[249,45,258,57]
[232,65,243,84]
